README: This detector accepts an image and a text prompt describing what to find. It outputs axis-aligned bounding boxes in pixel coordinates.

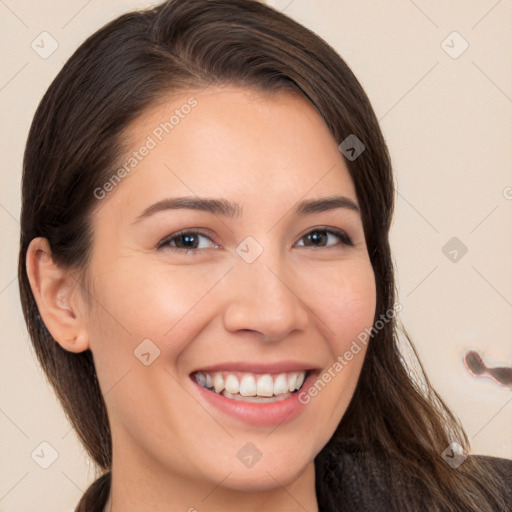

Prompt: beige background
[1,1,511,510]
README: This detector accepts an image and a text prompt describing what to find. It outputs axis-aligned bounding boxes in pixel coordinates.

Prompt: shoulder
[315,440,401,511]
[471,453,512,474]
[470,454,512,505]
[315,441,512,512]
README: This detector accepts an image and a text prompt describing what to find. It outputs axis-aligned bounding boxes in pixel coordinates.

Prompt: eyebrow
[132,195,360,224]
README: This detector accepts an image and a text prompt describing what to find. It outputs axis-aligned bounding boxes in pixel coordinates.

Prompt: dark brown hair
[18,1,508,511]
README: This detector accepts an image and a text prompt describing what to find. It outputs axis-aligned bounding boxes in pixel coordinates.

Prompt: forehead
[98,85,357,218]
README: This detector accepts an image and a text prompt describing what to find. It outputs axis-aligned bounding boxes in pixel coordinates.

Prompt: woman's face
[84,86,376,493]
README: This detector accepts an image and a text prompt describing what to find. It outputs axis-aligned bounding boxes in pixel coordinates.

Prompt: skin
[27,86,376,512]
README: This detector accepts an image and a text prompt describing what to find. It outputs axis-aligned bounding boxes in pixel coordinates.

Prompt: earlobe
[25,237,90,353]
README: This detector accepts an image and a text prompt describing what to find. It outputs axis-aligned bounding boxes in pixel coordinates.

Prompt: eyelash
[157,227,354,254]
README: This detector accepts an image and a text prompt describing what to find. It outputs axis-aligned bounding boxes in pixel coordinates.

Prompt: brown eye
[158,230,218,253]
[296,228,353,248]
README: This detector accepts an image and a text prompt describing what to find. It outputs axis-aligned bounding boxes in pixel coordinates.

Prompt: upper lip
[190,361,321,375]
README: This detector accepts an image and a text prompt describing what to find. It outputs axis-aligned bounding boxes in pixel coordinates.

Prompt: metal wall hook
[464,350,512,388]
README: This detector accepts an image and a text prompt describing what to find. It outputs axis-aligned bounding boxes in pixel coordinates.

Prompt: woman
[18,0,511,511]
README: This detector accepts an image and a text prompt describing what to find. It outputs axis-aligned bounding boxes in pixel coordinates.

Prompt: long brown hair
[18,1,508,510]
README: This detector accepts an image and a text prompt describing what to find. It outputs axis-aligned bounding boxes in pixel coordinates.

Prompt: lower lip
[191,372,318,427]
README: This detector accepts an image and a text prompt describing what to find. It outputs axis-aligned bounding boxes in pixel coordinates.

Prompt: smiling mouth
[191,369,313,403]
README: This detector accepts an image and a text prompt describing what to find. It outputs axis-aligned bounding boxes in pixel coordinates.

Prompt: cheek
[85,259,230,377]
[305,258,376,417]
[126,258,229,315]
[89,257,222,333]
[304,258,377,350]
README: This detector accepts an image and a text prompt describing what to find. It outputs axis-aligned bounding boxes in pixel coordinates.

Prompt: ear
[25,237,90,353]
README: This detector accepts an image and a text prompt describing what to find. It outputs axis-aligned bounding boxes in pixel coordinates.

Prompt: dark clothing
[315,440,512,511]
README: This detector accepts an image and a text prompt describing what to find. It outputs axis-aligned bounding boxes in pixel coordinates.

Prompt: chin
[199,444,316,492]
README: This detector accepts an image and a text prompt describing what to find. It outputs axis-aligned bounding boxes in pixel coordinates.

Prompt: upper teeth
[194,371,307,397]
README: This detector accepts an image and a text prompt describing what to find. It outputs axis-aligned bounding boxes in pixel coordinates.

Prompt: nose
[222,256,310,342]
